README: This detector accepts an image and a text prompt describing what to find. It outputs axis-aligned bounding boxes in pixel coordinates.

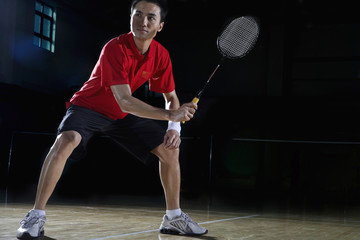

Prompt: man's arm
[110,84,196,122]
[163,90,180,112]
[163,90,181,149]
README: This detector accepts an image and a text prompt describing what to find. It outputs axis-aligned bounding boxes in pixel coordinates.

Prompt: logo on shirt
[141,70,150,79]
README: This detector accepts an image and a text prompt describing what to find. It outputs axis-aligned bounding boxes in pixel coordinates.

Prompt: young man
[16,0,208,238]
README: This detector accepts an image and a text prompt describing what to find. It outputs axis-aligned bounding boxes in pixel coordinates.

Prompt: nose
[140,16,148,26]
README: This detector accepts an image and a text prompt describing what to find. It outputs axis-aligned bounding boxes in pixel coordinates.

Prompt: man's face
[130,1,164,41]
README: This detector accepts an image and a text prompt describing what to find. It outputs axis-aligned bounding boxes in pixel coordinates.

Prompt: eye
[134,11,142,18]
[148,16,156,22]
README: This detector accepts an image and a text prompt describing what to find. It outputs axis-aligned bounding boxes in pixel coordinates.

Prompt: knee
[56,130,82,149]
[154,145,179,166]
[46,131,81,163]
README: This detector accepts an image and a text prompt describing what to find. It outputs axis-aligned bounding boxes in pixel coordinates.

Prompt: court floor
[1,203,360,240]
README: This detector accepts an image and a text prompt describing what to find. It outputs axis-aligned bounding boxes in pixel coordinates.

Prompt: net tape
[217,16,259,59]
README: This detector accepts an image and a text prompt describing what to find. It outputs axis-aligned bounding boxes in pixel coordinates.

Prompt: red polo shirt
[69,32,175,120]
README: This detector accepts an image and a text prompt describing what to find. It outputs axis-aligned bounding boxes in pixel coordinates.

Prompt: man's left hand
[163,130,181,149]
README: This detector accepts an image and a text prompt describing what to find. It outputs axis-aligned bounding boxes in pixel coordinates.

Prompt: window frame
[33,1,56,52]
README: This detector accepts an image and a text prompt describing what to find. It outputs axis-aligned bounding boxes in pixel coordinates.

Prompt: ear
[158,22,164,32]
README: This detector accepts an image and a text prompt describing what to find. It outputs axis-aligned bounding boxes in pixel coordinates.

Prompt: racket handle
[192,97,200,104]
[182,97,200,124]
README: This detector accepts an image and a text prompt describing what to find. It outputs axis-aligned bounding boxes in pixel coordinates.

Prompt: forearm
[165,94,180,111]
[111,85,171,120]
[164,92,181,134]
[111,85,195,122]
[116,94,171,121]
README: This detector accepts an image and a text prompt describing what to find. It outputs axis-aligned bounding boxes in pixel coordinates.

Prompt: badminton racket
[183,16,260,123]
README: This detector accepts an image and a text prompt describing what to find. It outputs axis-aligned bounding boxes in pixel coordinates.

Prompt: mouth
[138,28,148,33]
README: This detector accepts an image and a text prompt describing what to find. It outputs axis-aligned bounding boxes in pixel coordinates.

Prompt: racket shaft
[183,61,222,124]
[197,63,221,98]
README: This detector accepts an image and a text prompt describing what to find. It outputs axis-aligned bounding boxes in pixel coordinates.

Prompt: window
[33,1,56,52]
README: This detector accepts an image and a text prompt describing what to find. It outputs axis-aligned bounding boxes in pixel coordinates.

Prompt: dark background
[1,0,360,213]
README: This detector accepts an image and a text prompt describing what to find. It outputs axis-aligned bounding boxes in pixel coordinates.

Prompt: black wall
[1,0,360,210]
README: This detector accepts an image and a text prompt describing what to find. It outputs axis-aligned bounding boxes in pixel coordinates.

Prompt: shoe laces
[181,212,197,226]
[20,211,47,228]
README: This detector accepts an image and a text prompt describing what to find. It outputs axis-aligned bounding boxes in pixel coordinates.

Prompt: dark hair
[130,0,168,22]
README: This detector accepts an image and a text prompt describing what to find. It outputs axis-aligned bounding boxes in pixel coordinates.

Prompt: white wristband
[167,121,181,136]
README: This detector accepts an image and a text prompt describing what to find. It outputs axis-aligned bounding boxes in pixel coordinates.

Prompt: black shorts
[58,105,165,165]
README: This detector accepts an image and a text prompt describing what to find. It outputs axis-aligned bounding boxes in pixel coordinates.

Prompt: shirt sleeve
[149,50,175,93]
[100,40,129,89]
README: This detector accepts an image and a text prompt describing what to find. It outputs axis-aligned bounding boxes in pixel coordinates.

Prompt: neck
[133,37,152,55]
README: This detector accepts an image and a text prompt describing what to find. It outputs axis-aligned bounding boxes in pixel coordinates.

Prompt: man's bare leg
[34,130,81,210]
[151,144,180,210]
[153,144,208,235]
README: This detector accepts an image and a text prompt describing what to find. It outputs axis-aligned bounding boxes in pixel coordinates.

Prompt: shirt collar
[125,32,154,60]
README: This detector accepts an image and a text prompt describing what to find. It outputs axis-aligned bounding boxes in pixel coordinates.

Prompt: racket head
[217,16,260,59]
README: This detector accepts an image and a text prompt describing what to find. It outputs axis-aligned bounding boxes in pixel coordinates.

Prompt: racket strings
[218,17,259,58]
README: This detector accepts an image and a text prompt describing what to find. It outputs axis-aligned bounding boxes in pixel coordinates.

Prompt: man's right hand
[169,102,198,122]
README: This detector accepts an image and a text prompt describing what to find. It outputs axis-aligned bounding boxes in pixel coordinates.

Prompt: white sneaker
[159,211,208,235]
[17,209,46,239]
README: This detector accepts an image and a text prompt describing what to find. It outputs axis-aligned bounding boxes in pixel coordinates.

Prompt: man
[16,0,208,238]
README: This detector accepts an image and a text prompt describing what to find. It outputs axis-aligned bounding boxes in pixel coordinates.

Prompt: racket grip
[192,97,200,104]
[182,97,200,124]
